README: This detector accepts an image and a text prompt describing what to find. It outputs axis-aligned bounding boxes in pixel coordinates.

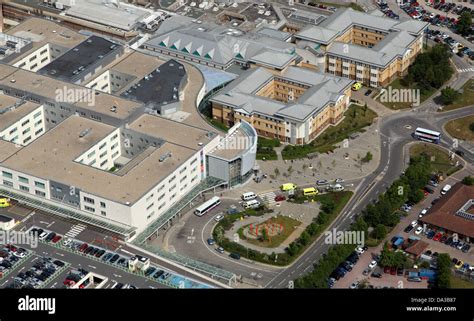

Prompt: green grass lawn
[450,275,474,288]
[440,79,474,112]
[409,143,461,176]
[208,118,229,132]
[256,137,280,161]
[378,78,436,110]
[282,104,377,160]
[240,215,301,248]
[445,115,474,141]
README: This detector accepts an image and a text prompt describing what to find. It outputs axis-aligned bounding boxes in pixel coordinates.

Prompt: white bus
[413,127,441,144]
[194,196,221,216]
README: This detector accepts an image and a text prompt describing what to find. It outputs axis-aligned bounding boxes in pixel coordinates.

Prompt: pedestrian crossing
[457,67,474,73]
[259,191,277,206]
[64,224,87,238]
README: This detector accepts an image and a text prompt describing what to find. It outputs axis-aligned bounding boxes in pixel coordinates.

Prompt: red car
[52,235,62,243]
[423,190,429,197]
[79,243,88,252]
[433,232,443,242]
[274,195,286,202]
[384,266,390,274]
[390,267,397,275]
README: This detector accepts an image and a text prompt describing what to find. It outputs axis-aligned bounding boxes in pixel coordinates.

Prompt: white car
[13,251,26,258]
[419,208,428,218]
[368,260,377,269]
[63,238,73,247]
[39,231,48,240]
[410,220,418,228]
[415,226,423,235]
[356,246,365,255]
[214,214,224,222]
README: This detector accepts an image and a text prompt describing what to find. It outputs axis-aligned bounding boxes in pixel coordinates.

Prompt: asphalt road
[265,55,474,288]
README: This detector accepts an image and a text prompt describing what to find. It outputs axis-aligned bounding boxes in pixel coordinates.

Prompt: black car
[84,247,94,255]
[371,272,382,278]
[53,260,65,267]
[365,89,373,96]
[145,267,156,277]
[229,252,241,260]
[455,150,465,157]
[95,249,106,258]
[153,270,164,279]
[404,225,414,233]
[45,232,56,242]
[109,254,119,263]
[461,244,471,253]
[90,248,100,256]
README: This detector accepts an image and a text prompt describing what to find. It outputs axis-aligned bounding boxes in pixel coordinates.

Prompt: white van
[243,199,260,209]
[441,184,451,195]
[241,192,257,201]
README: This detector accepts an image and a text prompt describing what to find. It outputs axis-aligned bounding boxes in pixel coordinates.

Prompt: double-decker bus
[194,196,221,216]
[413,127,441,144]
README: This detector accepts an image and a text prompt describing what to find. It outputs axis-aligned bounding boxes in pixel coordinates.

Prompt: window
[35,190,46,197]
[179,167,187,174]
[100,160,107,167]
[99,142,107,150]
[2,171,12,179]
[100,211,106,216]
[146,203,154,210]
[35,181,45,189]
[168,176,176,183]
[19,185,29,192]
[84,196,95,204]
[158,193,165,201]
[9,127,17,135]
[168,184,176,192]
[35,128,43,135]
[19,176,29,184]
[87,151,95,158]
[158,202,166,210]
[100,202,106,208]
[84,206,95,213]
[3,180,13,187]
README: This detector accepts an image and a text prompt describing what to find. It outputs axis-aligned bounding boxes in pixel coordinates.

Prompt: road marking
[46,221,55,228]
[64,224,87,238]
[119,248,134,255]
[88,265,96,269]
[113,274,122,278]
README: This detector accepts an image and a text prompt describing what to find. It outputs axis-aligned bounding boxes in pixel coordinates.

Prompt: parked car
[404,225,414,233]
[371,272,382,278]
[368,260,377,269]
[207,238,215,245]
[415,226,423,235]
[316,179,329,186]
[229,252,241,260]
[407,277,422,282]
[350,281,360,289]
[216,247,224,254]
[274,195,286,202]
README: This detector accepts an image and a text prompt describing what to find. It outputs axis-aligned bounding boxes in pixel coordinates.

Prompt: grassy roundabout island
[212,191,353,266]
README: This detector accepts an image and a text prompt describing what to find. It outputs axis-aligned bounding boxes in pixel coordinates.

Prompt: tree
[372,224,387,240]
[457,11,472,36]
[361,151,373,163]
[436,253,452,289]
[440,87,460,105]
[462,176,474,186]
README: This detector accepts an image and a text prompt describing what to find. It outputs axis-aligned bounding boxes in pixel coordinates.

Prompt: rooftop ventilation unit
[79,128,92,138]
[159,152,172,162]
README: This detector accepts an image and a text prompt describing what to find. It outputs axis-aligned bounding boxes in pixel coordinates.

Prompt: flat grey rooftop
[38,36,121,82]
[121,59,186,109]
